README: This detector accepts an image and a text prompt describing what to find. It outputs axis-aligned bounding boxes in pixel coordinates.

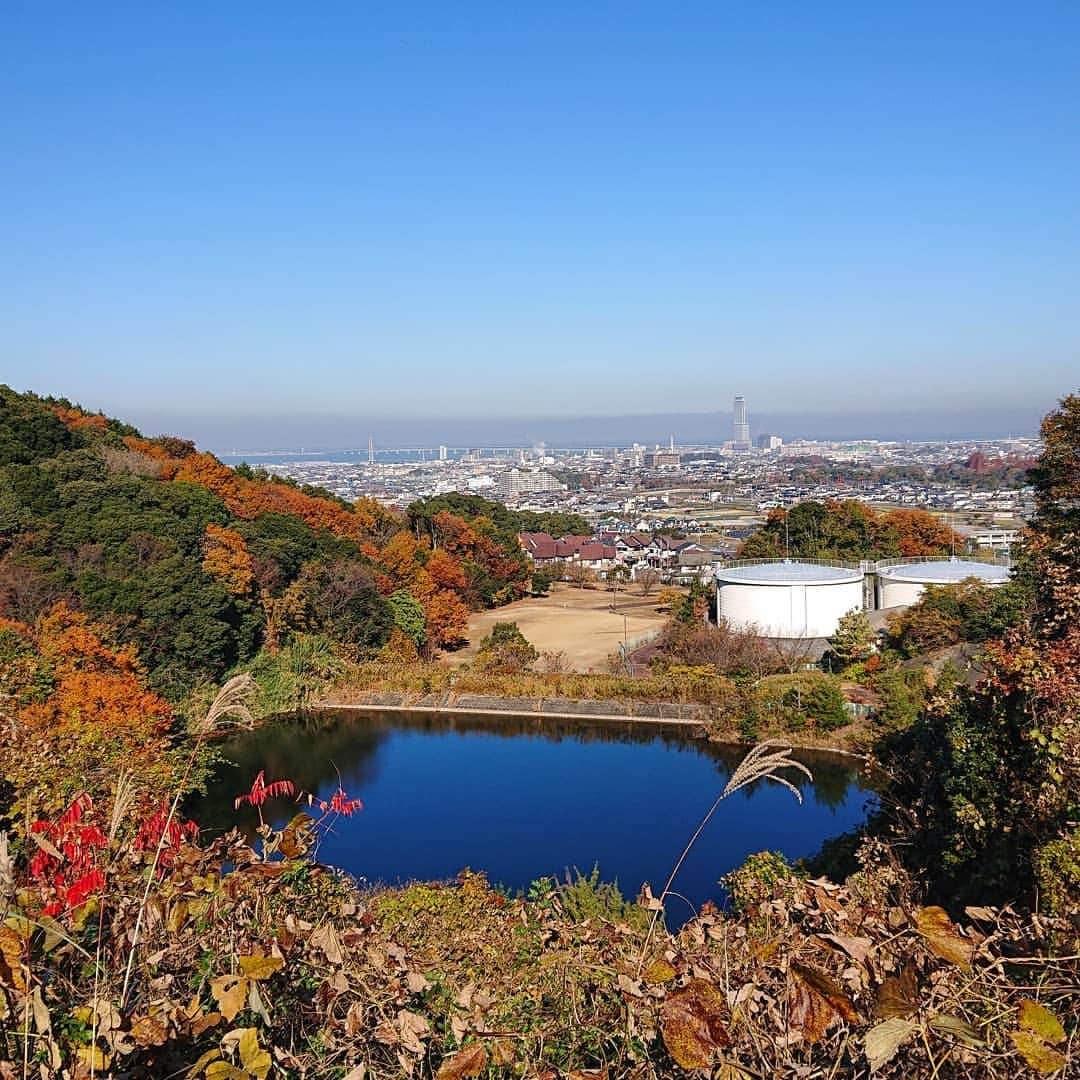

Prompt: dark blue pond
[192,710,875,922]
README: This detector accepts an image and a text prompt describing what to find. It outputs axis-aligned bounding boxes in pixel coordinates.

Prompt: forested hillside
[0,386,549,699]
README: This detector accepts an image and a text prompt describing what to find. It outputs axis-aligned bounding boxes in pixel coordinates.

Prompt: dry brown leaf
[435,1043,488,1079]
[191,1011,222,1037]
[1010,1029,1067,1073]
[817,933,873,964]
[345,1001,365,1037]
[374,1020,399,1046]
[716,1066,754,1080]
[398,1008,430,1054]
[406,970,429,994]
[788,964,859,1044]
[310,922,345,965]
[185,1047,222,1077]
[489,1039,515,1066]
[1018,1000,1066,1044]
[929,1013,985,1047]
[210,975,249,1022]
[915,906,973,970]
[166,900,188,934]
[875,966,918,1020]
[204,1061,247,1079]
[0,926,26,994]
[660,978,730,1070]
[238,954,284,981]
[76,1046,110,1072]
[131,1013,170,1047]
[238,1026,272,1080]
[865,1017,918,1071]
[638,883,664,911]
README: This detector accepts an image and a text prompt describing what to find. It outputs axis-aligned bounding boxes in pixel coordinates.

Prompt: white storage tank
[715,560,865,639]
[876,558,1011,609]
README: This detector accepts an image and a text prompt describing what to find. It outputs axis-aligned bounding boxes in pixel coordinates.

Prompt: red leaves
[132,802,199,871]
[319,788,364,818]
[29,793,108,917]
[236,771,297,827]
[236,771,296,811]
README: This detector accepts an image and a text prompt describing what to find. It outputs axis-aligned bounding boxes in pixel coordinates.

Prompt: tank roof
[716,560,863,585]
[877,559,1011,584]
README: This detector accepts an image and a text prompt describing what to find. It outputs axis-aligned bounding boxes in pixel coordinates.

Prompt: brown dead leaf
[191,1011,222,1037]
[660,978,730,1070]
[374,1020,399,1046]
[398,1009,430,1054]
[865,1017,918,1071]
[130,1013,170,1047]
[76,1046,111,1072]
[875,966,919,1020]
[915,906,973,970]
[185,1047,222,1077]
[929,1013,985,1047]
[1018,1000,1066,1044]
[238,1026,272,1080]
[817,933,873,964]
[406,970,429,994]
[0,926,26,994]
[788,964,859,1044]
[435,1043,488,1079]
[1010,1029,1067,1073]
[310,922,345,965]
[279,812,315,858]
[489,1039,515,1066]
[238,954,283,981]
[638,883,664,911]
[210,975,249,1022]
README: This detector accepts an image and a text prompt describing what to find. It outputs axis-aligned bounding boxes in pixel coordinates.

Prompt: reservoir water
[192,709,875,921]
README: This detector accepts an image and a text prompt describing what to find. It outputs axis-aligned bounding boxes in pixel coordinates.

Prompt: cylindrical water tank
[876,558,1011,609]
[715,561,865,639]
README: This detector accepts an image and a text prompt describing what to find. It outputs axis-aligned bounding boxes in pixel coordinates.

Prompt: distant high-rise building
[732,395,751,450]
[367,435,375,464]
[439,445,448,461]
[757,433,783,451]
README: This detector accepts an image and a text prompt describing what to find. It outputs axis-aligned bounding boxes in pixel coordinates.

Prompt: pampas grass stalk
[635,740,812,975]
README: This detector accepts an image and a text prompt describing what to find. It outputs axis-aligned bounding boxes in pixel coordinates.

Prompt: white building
[716,560,864,639]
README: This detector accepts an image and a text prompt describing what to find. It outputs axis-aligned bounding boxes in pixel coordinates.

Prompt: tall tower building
[367,436,375,465]
[732,395,751,450]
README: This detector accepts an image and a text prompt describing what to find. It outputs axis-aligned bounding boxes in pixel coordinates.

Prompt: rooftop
[716,560,863,585]
[878,559,1012,584]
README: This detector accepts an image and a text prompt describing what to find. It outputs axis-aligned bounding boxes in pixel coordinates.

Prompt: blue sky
[2,2,1078,440]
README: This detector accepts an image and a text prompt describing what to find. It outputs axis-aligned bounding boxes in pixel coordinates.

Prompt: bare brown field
[445,584,670,672]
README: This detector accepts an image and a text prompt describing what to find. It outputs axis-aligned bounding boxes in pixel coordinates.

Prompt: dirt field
[445,584,671,672]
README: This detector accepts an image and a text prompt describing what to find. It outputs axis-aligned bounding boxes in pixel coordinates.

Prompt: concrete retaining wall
[315,690,710,726]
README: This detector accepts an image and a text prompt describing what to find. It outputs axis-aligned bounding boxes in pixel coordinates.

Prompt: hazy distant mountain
[123,404,1048,453]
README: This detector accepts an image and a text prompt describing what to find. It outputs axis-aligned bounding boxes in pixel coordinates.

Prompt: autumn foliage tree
[884,394,1080,911]
[202,523,255,595]
[2,604,181,817]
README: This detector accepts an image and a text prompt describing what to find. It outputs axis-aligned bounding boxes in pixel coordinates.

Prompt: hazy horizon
[115,402,1048,453]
